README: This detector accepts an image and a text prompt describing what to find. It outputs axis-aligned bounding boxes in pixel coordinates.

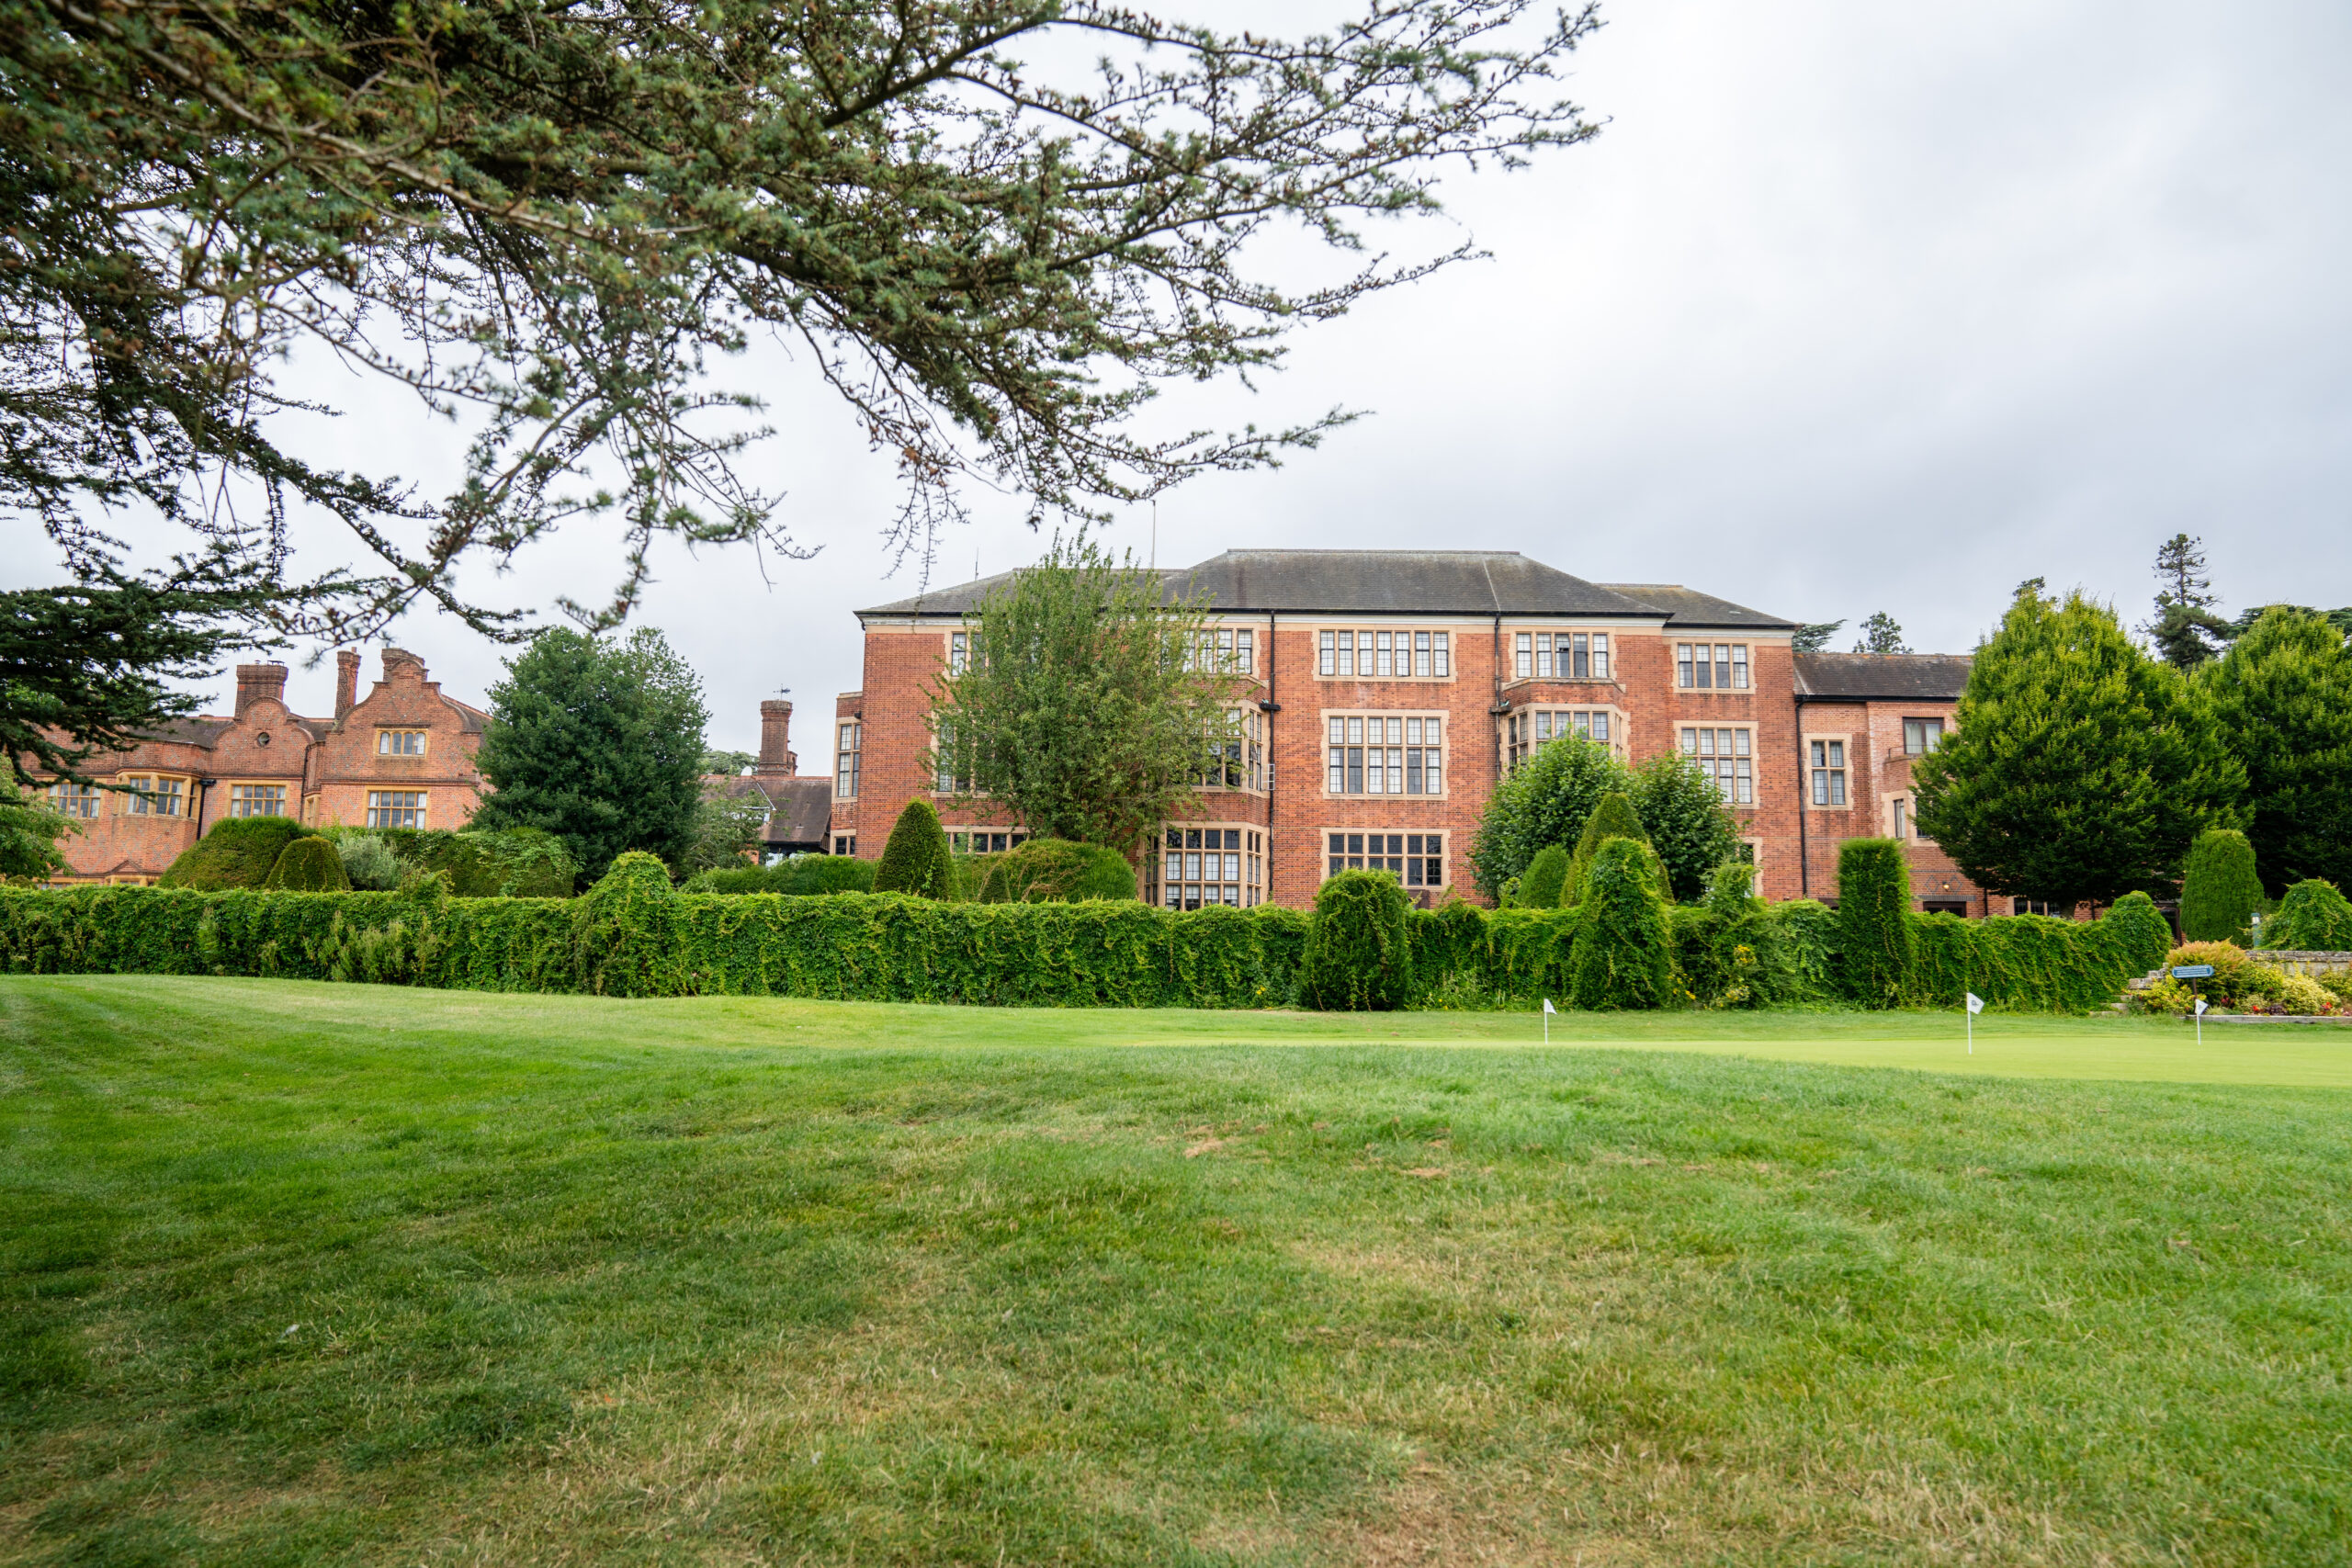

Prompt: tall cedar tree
[930,538,1241,849]
[0,757,73,879]
[2143,533,2233,671]
[2196,607,2352,894]
[1469,732,1631,898]
[1627,752,1743,903]
[2,0,1599,641]
[471,628,708,880]
[1912,587,2245,907]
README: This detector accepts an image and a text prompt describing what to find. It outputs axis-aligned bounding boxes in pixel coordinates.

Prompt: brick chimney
[334,649,360,721]
[755,699,797,776]
[234,662,288,716]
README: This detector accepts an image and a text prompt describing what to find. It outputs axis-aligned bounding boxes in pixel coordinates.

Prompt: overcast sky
[17,0,2351,759]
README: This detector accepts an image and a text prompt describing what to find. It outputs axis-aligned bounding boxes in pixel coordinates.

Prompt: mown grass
[3,976,2349,1566]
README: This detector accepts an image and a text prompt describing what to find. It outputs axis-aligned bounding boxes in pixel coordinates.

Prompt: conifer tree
[1852,613,1911,654]
[2197,607,2352,894]
[1835,838,1915,1008]
[1564,793,1652,906]
[1567,837,1673,1010]
[1517,845,1570,908]
[874,800,955,899]
[1913,586,2245,907]
[2177,829,2263,944]
[2143,534,2233,671]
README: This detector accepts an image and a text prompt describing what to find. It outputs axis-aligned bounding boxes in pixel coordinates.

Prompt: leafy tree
[1468,732,1630,898]
[1851,613,1910,654]
[1,566,265,783]
[1517,845,1570,908]
[0,757,73,880]
[1627,754,1742,903]
[2178,829,2262,944]
[931,537,1239,849]
[2197,607,2352,893]
[471,628,709,880]
[874,800,955,898]
[2143,533,2232,671]
[1792,621,1846,655]
[698,750,758,778]
[1835,839,1915,1007]
[680,790,771,876]
[3,0,1599,639]
[1912,586,2245,908]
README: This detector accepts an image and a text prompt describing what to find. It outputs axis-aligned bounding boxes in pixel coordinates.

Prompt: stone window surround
[1314,624,1456,682]
[1318,706,1451,799]
[1802,731,1852,811]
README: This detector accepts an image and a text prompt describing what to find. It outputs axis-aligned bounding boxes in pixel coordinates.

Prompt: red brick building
[838,549,1989,912]
[31,648,491,884]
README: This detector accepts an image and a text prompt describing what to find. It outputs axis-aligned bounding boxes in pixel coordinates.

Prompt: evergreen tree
[2197,607,2352,894]
[873,800,955,898]
[471,627,709,881]
[1468,733,1632,899]
[1852,612,1911,654]
[0,757,73,880]
[2143,533,2232,671]
[1627,753,1742,903]
[1567,837,1674,1010]
[1564,792,1657,907]
[1517,845,1570,908]
[1792,621,1846,655]
[2264,879,2352,953]
[2177,829,2263,944]
[1835,839,1916,1008]
[1912,585,2245,907]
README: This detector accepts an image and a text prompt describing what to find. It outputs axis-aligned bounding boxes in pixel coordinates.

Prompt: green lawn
[4,978,2349,1566]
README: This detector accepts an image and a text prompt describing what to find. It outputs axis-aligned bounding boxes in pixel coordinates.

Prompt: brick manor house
[835,549,1990,914]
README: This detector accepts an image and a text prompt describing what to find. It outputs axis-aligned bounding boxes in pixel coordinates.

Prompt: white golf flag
[1964,992,1984,1015]
[2194,997,2208,1016]
[1543,998,1557,1014]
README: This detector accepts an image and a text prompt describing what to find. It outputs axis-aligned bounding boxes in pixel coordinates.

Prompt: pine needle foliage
[0,0,1600,639]
[2197,607,2352,894]
[1568,838,1673,1010]
[2178,829,2263,945]
[930,538,1240,850]
[1468,732,1630,899]
[1913,586,2245,907]
[1301,870,1412,1011]
[2264,880,2352,953]
[0,757,74,881]
[873,801,955,899]
[261,836,349,893]
[1835,838,1915,1008]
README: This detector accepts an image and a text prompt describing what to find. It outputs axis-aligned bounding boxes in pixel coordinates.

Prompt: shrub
[1671,860,1804,1009]
[1768,899,1838,1000]
[2264,879,2352,952]
[2275,971,2339,1015]
[1301,870,1411,1010]
[1517,845,1569,908]
[1566,793,1649,906]
[1466,730,1631,899]
[873,800,954,897]
[685,856,876,897]
[576,852,687,996]
[949,852,1000,902]
[1836,838,1915,1007]
[2156,941,2276,1010]
[1568,837,1673,1010]
[2179,828,2262,943]
[262,836,351,892]
[158,816,310,890]
[978,839,1136,903]
[335,833,403,891]
[319,825,580,897]
[2104,891,2174,978]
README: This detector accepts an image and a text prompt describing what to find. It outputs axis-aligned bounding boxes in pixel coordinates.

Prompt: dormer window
[377,729,426,757]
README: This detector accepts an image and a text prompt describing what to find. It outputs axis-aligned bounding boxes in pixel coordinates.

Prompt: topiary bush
[2264,878,2352,952]
[1568,837,1673,1009]
[2179,828,2263,943]
[978,839,1136,903]
[2103,890,2174,976]
[576,851,687,996]
[157,816,310,890]
[1301,869,1412,1010]
[873,800,954,897]
[1517,845,1569,909]
[1835,838,1915,1007]
[262,835,351,892]
[1565,793,1648,906]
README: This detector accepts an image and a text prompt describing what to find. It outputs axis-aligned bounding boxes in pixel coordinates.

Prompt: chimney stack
[755,700,797,776]
[334,649,360,721]
[234,662,288,716]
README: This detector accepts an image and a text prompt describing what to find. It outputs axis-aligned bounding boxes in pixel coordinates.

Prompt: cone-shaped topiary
[158,816,309,890]
[576,851,687,997]
[1301,869,1412,1010]
[262,835,351,891]
[1835,838,1915,1008]
[2179,828,2263,943]
[2265,878,2352,951]
[978,838,1136,902]
[1518,844,1570,908]
[2102,890,2174,976]
[873,799,955,897]
[1566,793,1649,906]
[1568,837,1673,1009]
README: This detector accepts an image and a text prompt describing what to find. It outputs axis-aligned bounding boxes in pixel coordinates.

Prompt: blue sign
[2171,964,2215,979]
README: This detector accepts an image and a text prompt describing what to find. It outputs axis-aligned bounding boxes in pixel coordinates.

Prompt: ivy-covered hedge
[0,858,2177,1013]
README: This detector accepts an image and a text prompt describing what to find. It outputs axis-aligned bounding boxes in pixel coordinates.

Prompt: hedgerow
[0,865,2182,1013]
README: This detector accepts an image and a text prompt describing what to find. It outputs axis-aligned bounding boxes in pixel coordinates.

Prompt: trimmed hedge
[320,824,579,897]
[158,816,309,890]
[874,800,954,897]
[685,856,876,897]
[1568,837,1672,1009]
[1836,839,1916,1008]
[0,865,2185,1014]
[1301,870,1412,1010]
[978,839,1136,903]
[1517,845,1569,909]
[1566,793,1647,906]
[262,835,350,892]
[2180,828,2262,944]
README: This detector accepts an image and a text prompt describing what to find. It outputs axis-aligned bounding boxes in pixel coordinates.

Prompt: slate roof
[1596,584,1797,631]
[861,550,1790,624]
[1793,652,1973,702]
[705,773,833,846]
